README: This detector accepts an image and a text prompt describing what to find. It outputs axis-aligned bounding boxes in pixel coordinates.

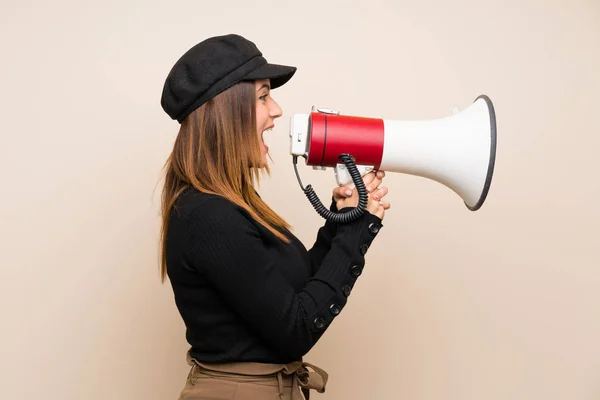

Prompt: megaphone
[289,94,497,223]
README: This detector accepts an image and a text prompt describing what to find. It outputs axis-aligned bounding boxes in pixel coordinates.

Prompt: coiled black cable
[293,154,368,223]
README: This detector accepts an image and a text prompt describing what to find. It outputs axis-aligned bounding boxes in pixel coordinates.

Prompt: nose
[269,98,283,119]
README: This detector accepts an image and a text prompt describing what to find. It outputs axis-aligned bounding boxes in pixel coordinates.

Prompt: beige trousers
[177,352,328,400]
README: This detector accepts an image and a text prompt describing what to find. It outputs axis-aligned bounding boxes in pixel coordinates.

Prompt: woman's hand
[333,170,391,220]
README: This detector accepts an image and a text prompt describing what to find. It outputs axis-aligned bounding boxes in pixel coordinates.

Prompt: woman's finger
[340,186,354,197]
[361,171,377,187]
[372,186,388,201]
[366,176,383,193]
[343,170,385,193]
[378,200,391,210]
[335,169,387,199]
[332,186,354,202]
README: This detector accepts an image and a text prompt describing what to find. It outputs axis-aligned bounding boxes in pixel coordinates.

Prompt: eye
[259,93,269,101]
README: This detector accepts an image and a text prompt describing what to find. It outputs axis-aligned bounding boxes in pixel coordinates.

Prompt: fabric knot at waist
[186,352,328,399]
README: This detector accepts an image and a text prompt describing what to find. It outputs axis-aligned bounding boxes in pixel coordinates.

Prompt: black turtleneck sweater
[165,187,383,364]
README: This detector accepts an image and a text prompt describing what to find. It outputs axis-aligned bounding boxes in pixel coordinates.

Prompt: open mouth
[262,125,274,151]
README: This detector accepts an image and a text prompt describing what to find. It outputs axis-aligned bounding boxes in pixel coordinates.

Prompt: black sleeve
[184,198,383,361]
[306,199,340,275]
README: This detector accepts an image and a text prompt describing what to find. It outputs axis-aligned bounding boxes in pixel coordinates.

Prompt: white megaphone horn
[289,95,497,223]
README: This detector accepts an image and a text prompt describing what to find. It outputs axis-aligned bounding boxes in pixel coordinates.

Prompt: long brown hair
[158,81,291,282]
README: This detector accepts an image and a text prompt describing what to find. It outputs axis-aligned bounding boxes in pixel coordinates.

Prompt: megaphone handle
[335,164,374,186]
[293,154,369,224]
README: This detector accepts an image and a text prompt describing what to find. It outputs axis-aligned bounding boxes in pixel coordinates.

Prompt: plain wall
[1,0,599,399]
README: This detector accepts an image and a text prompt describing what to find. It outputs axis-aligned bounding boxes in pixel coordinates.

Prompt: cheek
[257,104,270,123]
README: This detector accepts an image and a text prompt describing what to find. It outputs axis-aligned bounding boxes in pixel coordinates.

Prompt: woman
[159,34,391,399]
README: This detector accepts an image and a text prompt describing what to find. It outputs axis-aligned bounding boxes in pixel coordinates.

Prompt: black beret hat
[161,33,297,123]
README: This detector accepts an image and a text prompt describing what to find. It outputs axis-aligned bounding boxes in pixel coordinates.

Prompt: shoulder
[170,186,256,229]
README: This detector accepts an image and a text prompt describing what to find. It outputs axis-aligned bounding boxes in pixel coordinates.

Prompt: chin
[260,154,269,166]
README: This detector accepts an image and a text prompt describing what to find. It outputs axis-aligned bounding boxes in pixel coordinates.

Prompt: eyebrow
[257,83,270,92]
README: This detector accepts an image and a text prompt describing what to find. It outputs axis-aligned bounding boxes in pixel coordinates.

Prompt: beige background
[1,0,599,399]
